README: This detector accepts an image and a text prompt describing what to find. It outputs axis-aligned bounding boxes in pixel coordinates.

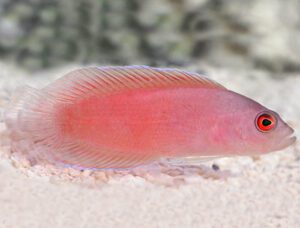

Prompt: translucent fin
[165,156,221,166]
[52,141,156,169]
[44,66,226,102]
[4,86,63,163]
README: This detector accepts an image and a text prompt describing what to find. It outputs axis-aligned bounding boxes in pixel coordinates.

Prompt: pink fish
[4,66,296,169]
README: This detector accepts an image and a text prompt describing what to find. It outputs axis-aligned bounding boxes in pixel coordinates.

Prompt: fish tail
[4,86,61,164]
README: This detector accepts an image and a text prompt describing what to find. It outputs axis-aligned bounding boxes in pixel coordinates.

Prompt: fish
[4,66,296,169]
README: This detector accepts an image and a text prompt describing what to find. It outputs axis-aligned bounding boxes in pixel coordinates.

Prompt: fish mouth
[280,135,297,149]
[276,127,297,151]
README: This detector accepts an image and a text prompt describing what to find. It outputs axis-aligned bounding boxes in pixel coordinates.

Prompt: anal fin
[164,156,221,166]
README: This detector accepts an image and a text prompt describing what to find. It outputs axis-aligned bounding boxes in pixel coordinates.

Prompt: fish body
[4,66,296,169]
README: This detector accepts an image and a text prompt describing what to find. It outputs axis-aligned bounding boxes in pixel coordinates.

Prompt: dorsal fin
[45,66,226,102]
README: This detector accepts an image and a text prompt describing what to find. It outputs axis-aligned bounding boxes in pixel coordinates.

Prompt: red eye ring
[256,112,277,132]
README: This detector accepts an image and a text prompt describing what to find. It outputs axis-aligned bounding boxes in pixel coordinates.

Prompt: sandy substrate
[0,63,299,228]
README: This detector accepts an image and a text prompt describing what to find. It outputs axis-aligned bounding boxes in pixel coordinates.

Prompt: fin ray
[165,156,221,166]
[44,66,226,103]
[51,140,155,169]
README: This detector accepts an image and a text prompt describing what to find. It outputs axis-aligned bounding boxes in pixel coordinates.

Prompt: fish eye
[255,112,277,132]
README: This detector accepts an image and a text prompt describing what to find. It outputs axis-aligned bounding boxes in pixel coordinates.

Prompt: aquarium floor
[0,63,299,228]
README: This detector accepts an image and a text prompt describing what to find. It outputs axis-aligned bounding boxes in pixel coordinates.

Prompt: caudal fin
[4,86,61,165]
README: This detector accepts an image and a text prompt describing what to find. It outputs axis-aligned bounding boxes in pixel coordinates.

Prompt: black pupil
[262,118,272,126]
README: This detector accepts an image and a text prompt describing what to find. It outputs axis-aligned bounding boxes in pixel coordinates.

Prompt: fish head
[209,90,296,156]
[228,102,296,155]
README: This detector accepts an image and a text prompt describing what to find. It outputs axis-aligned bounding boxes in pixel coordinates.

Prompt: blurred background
[0,0,300,73]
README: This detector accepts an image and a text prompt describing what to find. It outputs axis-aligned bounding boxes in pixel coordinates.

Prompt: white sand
[0,63,299,228]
